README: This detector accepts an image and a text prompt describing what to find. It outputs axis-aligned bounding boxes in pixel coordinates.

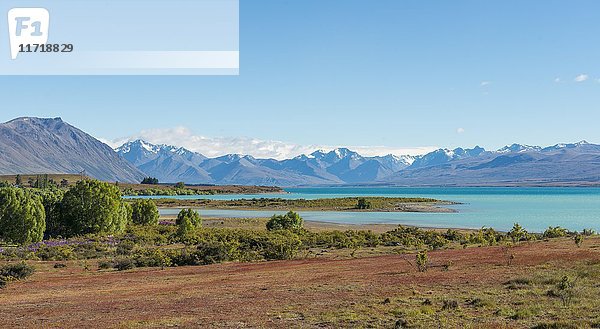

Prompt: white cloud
[456,128,465,134]
[480,81,492,87]
[554,77,561,83]
[574,74,589,82]
[103,127,438,160]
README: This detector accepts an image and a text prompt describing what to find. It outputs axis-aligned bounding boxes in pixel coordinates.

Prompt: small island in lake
[151,196,459,213]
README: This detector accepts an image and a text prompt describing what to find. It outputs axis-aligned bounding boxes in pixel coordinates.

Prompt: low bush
[0,262,35,288]
[98,260,114,270]
[543,226,569,239]
[114,258,135,271]
[266,211,303,231]
[442,299,459,310]
[195,242,230,264]
[133,248,172,268]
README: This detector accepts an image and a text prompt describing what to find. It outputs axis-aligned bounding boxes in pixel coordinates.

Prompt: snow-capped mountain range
[116,140,415,186]
[1,117,597,186]
[116,139,600,186]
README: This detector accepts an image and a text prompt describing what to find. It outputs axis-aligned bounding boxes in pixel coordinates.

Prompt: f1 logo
[7,8,49,60]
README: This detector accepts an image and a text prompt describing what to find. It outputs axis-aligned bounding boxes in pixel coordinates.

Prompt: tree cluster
[141,177,159,185]
[0,180,160,245]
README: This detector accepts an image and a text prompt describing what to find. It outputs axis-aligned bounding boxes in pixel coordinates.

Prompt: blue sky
[1,0,599,158]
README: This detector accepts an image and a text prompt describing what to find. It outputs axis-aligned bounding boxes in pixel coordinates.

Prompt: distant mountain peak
[497,143,542,154]
[7,116,63,123]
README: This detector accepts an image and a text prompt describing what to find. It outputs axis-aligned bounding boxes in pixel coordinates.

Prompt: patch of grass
[467,297,494,308]
[505,277,533,290]
[531,322,579,329]
[509,307,537,320]
[442,299,459,310]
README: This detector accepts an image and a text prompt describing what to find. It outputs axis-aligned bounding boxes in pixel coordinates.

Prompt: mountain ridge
[115,139,600,186]
[0,117,144,182]
[1,117,598,187]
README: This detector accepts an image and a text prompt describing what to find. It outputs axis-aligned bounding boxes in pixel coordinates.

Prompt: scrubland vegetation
[0,178,598,327]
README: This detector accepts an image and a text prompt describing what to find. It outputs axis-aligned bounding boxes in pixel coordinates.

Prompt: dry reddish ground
[1,238,598,328]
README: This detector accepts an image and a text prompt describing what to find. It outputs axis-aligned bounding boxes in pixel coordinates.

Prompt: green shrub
[416,250,428,272]
[130,199,159,226]
[71,242,111,259]
[263,232,302,260]
[176,209,202,227]
[508,223,528,243]
[574,234,584,247]
[176,209,202,240]
[124,224,174,245]
[195,242,230,264]
[98,260,114,270]
[443,229,463,241]
[114,258,135,271]
[543,226,569,239]
[133,248,172,268]
[60,180,128,237]
[356,198,372,209]
[381,226,449,249]
[0,262,35,280]
[0,188,46,245]
[266,211,303,231]
[36,245,75,261]
[116,240,136,255]
[33,188,64,238]
[547,275,577,306]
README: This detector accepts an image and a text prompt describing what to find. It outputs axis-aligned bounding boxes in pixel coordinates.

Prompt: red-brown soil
[1,237,598,328]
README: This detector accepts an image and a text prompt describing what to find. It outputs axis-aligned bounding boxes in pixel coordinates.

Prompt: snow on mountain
[115,139,600,186]
[496,144,542,154]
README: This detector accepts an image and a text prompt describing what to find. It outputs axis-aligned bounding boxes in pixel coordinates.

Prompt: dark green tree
[15,175,22,187]
[60,180,128,237]
[130,199,159,226]
[543,226,568,239]
[508,223,528,243]
[0,188,46,244]
[176,208,202,227]
[141,177,159,185]
[175,182,185,189]
[356,198,372,209]
[266,211,303,231]
[33,189,65,238]
[176,209,202,239]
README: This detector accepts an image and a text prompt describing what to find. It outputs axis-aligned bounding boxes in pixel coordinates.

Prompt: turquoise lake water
[150,187,600,232]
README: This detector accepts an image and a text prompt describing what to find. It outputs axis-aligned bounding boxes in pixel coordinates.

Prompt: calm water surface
[151,187,600,232]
